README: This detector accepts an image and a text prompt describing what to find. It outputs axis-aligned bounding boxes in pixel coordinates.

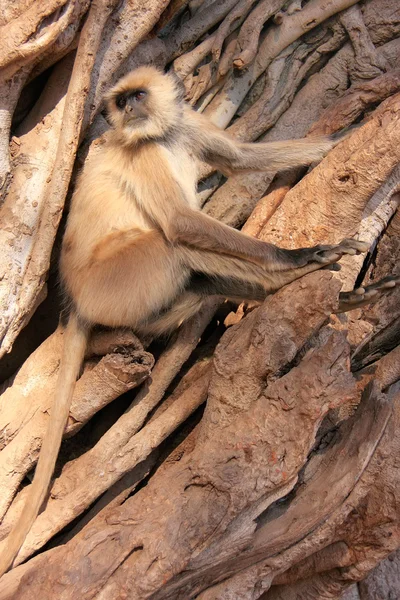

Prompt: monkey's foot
[337,275,400,313]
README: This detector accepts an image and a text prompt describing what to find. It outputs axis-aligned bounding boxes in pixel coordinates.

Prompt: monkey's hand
[264,239,369,291]
[337,275,400,313]
[278,238,369,271]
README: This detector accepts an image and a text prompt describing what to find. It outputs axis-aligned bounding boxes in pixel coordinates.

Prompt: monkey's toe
[338,275,400,313]
[365,275,400,291]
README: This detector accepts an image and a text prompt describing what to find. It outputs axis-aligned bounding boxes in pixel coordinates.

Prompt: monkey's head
[105,66,185,144]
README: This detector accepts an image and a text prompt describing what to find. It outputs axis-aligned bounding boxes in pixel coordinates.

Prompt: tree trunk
[0,0,399,598]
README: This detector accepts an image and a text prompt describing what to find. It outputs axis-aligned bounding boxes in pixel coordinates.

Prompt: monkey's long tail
[0,312,89,577]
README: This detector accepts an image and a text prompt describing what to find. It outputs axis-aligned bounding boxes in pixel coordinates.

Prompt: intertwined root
[338,275,400,313]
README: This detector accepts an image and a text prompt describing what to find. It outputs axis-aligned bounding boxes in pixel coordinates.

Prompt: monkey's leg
[190,272,400,314]
[188,272,267,302]
[68,230,191,329]
[141,271,400,337]
[140,291,205,336]
[142,243,360,335]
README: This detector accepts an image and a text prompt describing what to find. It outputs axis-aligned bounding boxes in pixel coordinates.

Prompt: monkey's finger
[322,263,342,272]
[311,239,369,265]
[313,251,343,265]
[337,238,370,254]
[348,275,400,297]
[340,247,357,255]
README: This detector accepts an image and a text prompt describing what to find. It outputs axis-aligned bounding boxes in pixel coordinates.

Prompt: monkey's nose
[125,105,133,113]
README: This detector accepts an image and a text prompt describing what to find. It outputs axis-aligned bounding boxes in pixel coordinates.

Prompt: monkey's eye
[132,90,147,101]
[116,95,126,109]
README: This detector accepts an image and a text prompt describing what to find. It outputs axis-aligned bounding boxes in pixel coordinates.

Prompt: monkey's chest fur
[60,140,200,329]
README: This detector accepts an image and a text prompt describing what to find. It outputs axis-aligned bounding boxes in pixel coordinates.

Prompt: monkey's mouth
[124,117,146,129]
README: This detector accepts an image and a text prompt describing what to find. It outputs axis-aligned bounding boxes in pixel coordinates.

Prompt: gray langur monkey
[1,65,394,576]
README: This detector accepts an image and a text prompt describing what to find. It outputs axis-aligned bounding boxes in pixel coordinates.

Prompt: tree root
[340,4,388,80]
[232,0,285,70]
[212,0,258,63]
[0,327,153,521]
[205,0,360,127]
[0,0,77,73]
[0,301,218,565]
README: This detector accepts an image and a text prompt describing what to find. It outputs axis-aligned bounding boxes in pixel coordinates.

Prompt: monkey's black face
[115,89,149,127]
[106,67,183,142]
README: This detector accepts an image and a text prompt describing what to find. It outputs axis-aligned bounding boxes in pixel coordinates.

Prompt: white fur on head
[105,66,183,145]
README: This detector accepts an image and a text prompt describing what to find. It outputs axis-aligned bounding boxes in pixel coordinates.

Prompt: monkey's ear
[102,107,113,127]
[168,69,186,103]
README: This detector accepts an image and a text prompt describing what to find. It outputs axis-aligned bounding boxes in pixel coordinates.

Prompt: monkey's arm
[135,145,367,270]
[135,151,287,266]
[185,109,341,175]
[169,210,369,272]
[171,209,297,267]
